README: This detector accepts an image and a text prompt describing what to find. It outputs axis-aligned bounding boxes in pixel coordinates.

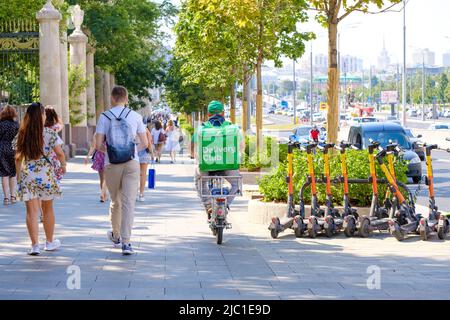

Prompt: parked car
[404,128,424,161]
[428,123,450,130]
[386,115,398,121]
[312,112,325,122]
[348,122,422,183]
[349,117,378,126]
[289,125,326,143]
[407,110,417,117]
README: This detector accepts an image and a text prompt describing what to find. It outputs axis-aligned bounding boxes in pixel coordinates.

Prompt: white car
[428,123,450,130]
[312,112,325,122]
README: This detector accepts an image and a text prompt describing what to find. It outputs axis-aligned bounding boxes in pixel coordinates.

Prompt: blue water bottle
[148,167,155,189]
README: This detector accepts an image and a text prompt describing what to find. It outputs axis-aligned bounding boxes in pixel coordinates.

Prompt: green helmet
[207,100,224,114]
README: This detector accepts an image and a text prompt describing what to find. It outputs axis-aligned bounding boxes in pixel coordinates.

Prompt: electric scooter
[356,140,390,237]
[335,141,359,237]
[316,143,344,237]
[269,142,305,238]
[418,144,450,240]
[375,148,420,241]
[297,142,335,238]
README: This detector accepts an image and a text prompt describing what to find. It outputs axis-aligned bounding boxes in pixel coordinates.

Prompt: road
[263,114,450,212]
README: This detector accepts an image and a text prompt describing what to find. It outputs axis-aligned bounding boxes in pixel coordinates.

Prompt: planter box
[248,199,371,225]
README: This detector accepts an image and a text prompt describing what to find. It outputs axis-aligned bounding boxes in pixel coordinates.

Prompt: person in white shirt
[95,86,148,255]
[150,120,165,163]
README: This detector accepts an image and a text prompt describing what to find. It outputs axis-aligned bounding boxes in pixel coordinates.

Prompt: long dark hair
[44,106,59,128]
[16,102,45,161]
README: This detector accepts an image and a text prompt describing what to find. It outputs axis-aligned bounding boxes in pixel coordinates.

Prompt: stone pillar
[59,31,73,157]
[68,5,88,153]
[60,31,69,125]
[110,74,116,88]
[95,66,104,121]
[86,45,96,127]
[36,1,62,116]
[103,71,111,109]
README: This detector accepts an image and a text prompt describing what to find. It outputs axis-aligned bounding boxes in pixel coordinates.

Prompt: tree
[309,0,402,143]
[244,0,313,152]
[174,0,255,126]
[437,73,449,104]
[164,58,222,117]
[68,0,176,102]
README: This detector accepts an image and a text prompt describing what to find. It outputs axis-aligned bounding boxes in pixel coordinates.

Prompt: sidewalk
[1,156,450,300]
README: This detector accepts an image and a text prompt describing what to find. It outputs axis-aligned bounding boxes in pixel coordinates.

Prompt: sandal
[3,198,10,205]
[10,196,17,204]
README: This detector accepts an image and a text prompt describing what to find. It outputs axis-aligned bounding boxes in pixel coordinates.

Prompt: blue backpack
[102,108,136,164]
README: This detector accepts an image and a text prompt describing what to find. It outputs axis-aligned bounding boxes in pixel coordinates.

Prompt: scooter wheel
[308,217,317,238]
[391,222,405,241]
[344,217,356,237]
[359,218,370,238]
[437,220,449,240]
[270,228,279,239]
[325,217,334,238]
[419,228,427,241]
[294,219,305,238]
[216,227,224,245]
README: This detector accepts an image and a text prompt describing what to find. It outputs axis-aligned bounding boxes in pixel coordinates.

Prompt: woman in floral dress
[14,103,67,256]
[85,134,108,202]
[44,106,64,183]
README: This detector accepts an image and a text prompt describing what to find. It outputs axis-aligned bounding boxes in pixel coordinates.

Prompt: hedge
[258,149,409,207]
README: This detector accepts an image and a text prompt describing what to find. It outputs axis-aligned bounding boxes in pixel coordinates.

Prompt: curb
[247,200,436,225]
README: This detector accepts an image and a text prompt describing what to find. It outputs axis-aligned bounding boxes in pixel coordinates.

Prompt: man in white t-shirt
[95,86,148,255]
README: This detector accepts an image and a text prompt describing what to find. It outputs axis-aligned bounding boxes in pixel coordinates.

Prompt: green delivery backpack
[198,121,240,172]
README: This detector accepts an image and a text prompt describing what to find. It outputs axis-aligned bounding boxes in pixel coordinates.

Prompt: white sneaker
[44,239,61,251]
[138,194,145,202]
[28,245,40,256]
[107,231,122,248]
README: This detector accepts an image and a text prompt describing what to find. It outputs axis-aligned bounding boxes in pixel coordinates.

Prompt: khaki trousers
[104,160,140,244]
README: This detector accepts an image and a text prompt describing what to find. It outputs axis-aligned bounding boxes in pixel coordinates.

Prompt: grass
[264,123,296,130]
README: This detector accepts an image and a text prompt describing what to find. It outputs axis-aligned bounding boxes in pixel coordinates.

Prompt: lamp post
[310,42,313,125]
[422,54,425,121]
[401,0,407,127]
[293,59,297,124]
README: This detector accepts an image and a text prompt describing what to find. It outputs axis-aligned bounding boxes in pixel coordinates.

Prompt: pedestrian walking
[137,120,153,202]
[44,106,64,183]
[85,134,108,202]
[95,86,148,255]
[164,120,181,163]
[151,120,165,163]
[14,102,67,255]
[0,105,19,205]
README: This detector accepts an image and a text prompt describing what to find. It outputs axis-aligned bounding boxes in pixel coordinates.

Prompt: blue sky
[163,0,450,67]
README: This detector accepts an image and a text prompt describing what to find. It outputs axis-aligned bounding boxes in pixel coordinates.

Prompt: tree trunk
[326,21,339,144]
[242,73,249,135]
[256,57,263,153]
[230,83,236,123]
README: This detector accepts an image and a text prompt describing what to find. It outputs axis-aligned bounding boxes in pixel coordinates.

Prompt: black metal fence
[0,19,39,107]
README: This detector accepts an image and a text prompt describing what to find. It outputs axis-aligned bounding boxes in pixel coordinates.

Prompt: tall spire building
[377,38,390,72]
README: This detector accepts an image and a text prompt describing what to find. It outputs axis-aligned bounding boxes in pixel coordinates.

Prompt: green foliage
[241,136,287,171]
[68,63,91,126]
[258,149,409,207]
[0,0,45,21]
[164,58,223,115]
[68,0,176,102]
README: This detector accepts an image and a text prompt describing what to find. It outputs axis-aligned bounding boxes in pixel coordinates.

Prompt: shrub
[258,149,409,207]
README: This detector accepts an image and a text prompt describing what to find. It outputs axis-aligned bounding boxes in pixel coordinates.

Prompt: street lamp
[401,0,407,127]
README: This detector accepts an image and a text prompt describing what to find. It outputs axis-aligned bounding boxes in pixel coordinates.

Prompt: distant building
[443,53,450,67]
[377,40,390,72]
[341,55,363,74]
[314,54,328,74]
[412,48,435,67]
